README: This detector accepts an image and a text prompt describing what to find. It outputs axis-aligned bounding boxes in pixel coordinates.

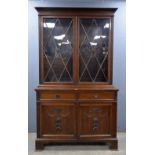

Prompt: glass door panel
[43,18,73,82]
[79,18,110,82]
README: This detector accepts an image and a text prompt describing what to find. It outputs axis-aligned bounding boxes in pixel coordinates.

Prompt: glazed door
[41,17,75,83]
[78,18,112,83]
[40,16,112,84]
[40,102,76,139]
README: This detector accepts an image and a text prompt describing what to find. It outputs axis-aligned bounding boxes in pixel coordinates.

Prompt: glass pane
[79,18,110,82]
[43,18,73,82]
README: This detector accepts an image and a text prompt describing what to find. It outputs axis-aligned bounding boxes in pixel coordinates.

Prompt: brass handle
[93,95,99,99]
[52,94,60,99]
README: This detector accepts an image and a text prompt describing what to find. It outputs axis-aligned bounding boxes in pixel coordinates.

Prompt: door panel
[79,103,113,139]
[40,102,76,139]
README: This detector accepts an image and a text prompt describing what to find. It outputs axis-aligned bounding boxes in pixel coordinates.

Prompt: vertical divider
[73,16,80,139]
[73,16,79,83]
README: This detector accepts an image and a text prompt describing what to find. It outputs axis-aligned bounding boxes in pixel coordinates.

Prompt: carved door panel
[40,102,76,139]
[79,103,114,139]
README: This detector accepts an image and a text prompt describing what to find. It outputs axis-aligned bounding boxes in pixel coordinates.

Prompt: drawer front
[40,102,76,139]
[79,103,115,139]
[79,91,116,100]
[39,91,76,100]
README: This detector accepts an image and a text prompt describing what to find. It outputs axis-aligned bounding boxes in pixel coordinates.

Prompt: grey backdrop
[28,0,126,132]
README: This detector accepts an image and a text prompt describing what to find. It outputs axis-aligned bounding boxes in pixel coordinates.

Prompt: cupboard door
[79,103,114,139]
[40,103,76,139]
[79,18,111,82]
[42,18,74,82]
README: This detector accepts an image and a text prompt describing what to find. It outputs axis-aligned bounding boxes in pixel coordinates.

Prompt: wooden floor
[28,133,126,155]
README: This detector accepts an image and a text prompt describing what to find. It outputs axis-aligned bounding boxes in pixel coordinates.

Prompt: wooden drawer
[79,91,116,100]
[39,91,76,100]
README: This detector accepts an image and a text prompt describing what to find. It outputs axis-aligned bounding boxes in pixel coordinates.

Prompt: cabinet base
[35,138,118,150]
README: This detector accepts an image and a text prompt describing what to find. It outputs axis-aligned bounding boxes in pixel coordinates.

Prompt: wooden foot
[35,140,44,150]
[109,140,118,150]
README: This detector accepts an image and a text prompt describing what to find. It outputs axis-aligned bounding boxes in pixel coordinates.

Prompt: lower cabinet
[38,102,116,139]
[36,89,117,150]
[40,102,76,139]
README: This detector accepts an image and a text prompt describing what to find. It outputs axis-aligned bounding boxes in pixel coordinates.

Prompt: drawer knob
[93,95,99,99]
[52,94,60,99]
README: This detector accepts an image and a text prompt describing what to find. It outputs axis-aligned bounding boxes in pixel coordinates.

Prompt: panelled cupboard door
[79,103,115,139]
[40,102,76,139]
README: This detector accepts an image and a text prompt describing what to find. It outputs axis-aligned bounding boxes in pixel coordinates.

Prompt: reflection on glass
[43,18,73,82]
[58,40,71,46]
[43,22,55,28]
[90,42,97,46]
[79,18,110,82]
[94,35,100,40]
[54,34,65,40]
[94,35,106,40]
[104,23,110,29]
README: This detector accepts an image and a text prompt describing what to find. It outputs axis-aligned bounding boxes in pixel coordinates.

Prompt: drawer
[79,91,116,100]
[39,91,76,100]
